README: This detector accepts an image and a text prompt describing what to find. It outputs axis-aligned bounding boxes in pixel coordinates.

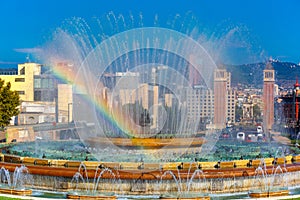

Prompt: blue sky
[0,0,299,66]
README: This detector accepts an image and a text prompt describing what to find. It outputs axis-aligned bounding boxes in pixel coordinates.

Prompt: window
[17,91,25,95]
[20,67,25,75]
[34,90,55,102]
[48,79,54,88]
[34,91,42,101]
[216,71,225,78]
[38,78,54,89]
[34,78,41,88]
[15,78,25,82]
[41,79,49,88]
[265,71,273,79]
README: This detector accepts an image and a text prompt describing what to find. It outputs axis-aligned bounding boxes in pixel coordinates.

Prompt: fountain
[248,153,290,198]
[249,165,289,198]
[159,167,210,199]
[0,165,32,196]
[0,12,299,199]
[67,163,117,199]
[66,162,211,199]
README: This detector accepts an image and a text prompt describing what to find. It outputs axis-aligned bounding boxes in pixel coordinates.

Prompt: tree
[235,104,243,122]
[253,104,262,121]
[0,79,20,128]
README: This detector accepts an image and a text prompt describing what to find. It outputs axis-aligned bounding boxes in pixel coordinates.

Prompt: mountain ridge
[225,61,300,88]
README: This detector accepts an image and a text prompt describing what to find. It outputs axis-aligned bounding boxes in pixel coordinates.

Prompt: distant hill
[226,61,300,88]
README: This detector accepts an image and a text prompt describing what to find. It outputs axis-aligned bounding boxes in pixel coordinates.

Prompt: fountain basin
[160,193,210,200]
[67,193,116,199]
[268,190,289,197]
[0,161,299,197]
[249,189,289,198]
[0,187,32,196]
[0,149,300,197]
[86,137,206,149]
[1,160,300,180]
[160,197,210,200]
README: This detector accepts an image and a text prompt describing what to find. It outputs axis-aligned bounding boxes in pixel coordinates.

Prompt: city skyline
[0,0,299,66]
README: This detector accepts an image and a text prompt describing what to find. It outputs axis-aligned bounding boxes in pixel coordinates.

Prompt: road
[271,131,291,145]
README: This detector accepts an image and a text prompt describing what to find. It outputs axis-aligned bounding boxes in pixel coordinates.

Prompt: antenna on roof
[26,54,31,63]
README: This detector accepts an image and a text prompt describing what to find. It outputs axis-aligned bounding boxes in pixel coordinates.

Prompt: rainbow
[52,62,141,138]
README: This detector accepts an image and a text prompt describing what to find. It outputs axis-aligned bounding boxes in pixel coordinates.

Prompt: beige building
[0,62,41,101]
[0,62,73,124]
[242,102,254,122]
[18,101,56,125]
[151,85,159,130]
[202,89,214,121]
[58,84,73,123]
[227,89,236,124]
[186,86,214,128]
[164,93,174,107]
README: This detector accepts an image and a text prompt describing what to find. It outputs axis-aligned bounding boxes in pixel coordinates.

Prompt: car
[257,133,265,142]
[246,134,258,142]
[257,126,263,133]
[220,132,230,139]
[237,132,245,141]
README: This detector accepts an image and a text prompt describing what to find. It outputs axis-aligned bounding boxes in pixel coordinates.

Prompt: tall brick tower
[293,79,300,122]
[263,61,275,133]
[214,69,227,129]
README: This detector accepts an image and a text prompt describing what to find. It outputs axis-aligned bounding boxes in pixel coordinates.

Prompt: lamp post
[68,103,72,123]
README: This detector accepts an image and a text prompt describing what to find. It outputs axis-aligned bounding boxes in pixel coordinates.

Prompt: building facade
[186,85,214,129]
[278,80,300,127]
[0,63,41,101]
[0,62,73,125]
[263,62,275,132]
[213,69,236,129]
[227,88,236,124]
[214,69,227,129]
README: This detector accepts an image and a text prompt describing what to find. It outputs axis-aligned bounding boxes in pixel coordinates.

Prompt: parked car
[220,132,230,139]
[237,132,245,141]
[257,133,265,142]
[257,126,263,133]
